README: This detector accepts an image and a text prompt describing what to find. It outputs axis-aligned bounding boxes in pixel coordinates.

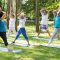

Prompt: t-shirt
[18,17,26,28]
[54,16,60,28]
[40,12,49,25]
[0,19,6,32]
[9,18,16,27]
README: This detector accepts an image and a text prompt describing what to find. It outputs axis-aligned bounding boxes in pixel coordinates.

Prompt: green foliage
[21,0,60,20]
[0,0,60,20]
[0,0,2,6]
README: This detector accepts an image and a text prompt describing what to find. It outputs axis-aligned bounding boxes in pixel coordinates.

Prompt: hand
[1,12,6,20]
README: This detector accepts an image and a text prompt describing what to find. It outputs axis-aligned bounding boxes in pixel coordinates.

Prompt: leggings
[15,28,28,40]
[48,28,60,43]
[0,32,8,46]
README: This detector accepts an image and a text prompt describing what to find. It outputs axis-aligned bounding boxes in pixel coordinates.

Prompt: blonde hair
[20,12,25,19]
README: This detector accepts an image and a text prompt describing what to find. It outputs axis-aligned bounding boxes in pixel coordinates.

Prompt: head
[40,9,47,15]
[57,6,60,11]
[11,14,15,18]
[54,6,60,12]
[0,5,2,12]
[20,12,25,19]
[57,11,60,16]
[53,10,57,15]
[43,10,48,15]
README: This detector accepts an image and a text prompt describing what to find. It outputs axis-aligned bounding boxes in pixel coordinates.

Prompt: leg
[12,27,16,37]
[38,26,41,37]
[21,28,30,46]
[57,34,60,40]
[37,30,41,37]
[0,32,12,52]
[47,29,51,37]
[48,28,58,45]
[12,29,21,43]
[57,29,60,40]
[1,32,8,46]
[7,27,11,37]
[37,26,41,37]
[0,32,12,51]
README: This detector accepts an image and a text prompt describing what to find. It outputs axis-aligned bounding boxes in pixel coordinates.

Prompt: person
[0,5,12,51]
[38,9,51,37]
[48,11,60,45]
[7,14,16,38]
[12,12,30,46]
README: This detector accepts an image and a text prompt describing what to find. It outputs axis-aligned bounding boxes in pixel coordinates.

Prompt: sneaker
[11,41,15,44]
[27,44,30,47]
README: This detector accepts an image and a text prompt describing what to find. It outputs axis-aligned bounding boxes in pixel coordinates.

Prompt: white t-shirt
[40,12,49,25]
[18,17,26,28]
[9,18,16,27]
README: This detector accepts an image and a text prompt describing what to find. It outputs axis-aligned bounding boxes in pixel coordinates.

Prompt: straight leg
[48,28,58,45]
[7,27,11,37]
[21,28,30,45]
[12,28,21,43]
[47,29,51,37]
[0,32,8,46]
[12,27,16,37]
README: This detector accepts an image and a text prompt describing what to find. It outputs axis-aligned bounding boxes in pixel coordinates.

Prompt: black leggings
[0,32,8,46]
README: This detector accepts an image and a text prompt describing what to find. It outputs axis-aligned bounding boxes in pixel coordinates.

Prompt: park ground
[0,22,60,60]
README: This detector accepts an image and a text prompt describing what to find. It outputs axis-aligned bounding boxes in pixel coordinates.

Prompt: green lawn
[0,24,60,60]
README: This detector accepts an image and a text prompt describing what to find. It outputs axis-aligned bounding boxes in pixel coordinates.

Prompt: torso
[41,14,49,25]
[9,18,16,27]
[18,18,26,28]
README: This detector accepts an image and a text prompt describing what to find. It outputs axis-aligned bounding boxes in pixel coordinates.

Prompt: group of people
[0,5,30,51]
[0,5,60,51]
[38,7,60,45]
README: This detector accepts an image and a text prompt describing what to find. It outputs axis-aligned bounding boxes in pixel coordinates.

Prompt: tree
[7,0,10,29]
[15,0,22,31]
[35,0,39,32]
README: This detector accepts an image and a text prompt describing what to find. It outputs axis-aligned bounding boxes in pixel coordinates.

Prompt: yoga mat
[0,47,22,53]
[40,44,60,48]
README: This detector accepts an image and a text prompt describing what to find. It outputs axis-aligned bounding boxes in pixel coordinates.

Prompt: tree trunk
[35,0,39,33]
[7,0,10,29]
[15,0,21,31]
[15,0,18,31]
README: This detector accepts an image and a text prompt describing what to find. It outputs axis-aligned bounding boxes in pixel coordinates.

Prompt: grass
[0,24,60,60]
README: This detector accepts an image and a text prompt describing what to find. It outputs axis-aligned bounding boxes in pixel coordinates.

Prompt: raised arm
[1,12,6,20]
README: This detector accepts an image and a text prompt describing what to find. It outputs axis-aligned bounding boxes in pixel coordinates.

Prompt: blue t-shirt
[54,16,60,28]
[0,19,6,32]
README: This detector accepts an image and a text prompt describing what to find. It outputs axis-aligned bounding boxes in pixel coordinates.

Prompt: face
[21,15,24,19]
[10,15,14,18]
[0,7,2,12]
[43,11,47,15]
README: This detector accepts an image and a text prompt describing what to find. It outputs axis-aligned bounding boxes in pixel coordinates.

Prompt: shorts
[40,25,48,30]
